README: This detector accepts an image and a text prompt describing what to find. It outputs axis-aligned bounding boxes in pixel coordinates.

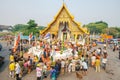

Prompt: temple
[40,3,89,41]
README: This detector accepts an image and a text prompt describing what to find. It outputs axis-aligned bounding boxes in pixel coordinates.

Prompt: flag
[44,32,51,39]
[13,36,17,52]
[17,33,21,45]
[13,33,21,52]
[29,33,33,44]
[29,33,33,41]
[13,35,17,48]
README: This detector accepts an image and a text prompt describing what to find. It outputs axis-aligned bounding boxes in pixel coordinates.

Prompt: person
[81,60,88,75]
[103,44,106,49]
[43,49,47,58]
[71,60,76,72]
[10,40,12,45]
[68,62,72,73]
[43,63,47,78]
[65,58,69,73]
[75,62,80,71]
[54,63,60,77]
[95,57,101,72]
[96,48,101,55]
[102,56,107,70]
[27,56,32,73]
[91,54,96,67]
[15,61,21,80]
[36,64,42,80]
[9,54,14,62]
[33,56,39,68]
[61,59,65,74]
[85,54,89,67]
[103,51,108,59]
[56,59,61,75]
[113,45,116,52]
[23,60,28,74]
[72,48,75,57]
[9,61,15,78]
[81,55,85,62]
[50,66,57,80]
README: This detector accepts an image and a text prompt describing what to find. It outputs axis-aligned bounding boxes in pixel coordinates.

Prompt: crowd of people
[8,39,120,80]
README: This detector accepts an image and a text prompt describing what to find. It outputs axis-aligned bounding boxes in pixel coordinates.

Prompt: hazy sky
[0,0,120,27]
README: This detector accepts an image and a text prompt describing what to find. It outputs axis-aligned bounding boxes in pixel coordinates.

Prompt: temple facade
[40,3,89,41]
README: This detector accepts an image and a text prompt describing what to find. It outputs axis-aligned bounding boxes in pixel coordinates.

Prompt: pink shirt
[36,67,42,77]
[24,62,28,68]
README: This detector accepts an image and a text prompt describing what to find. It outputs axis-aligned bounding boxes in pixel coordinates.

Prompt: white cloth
[91,56,96,62]
[15,63,21,74]
[28,46,43,58]
[72,59,76,64]
[68,63,72,72]
[36,67,42,77]
[53,49,73,60]
[82,61,88,69]
[97,49,101,54]
[61,61,65,68]
[102,58,107,63]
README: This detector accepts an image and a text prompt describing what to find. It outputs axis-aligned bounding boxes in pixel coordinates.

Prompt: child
[95,57,101,72]
[43,63,47,78]
[91,54,96,67]
[36,64,42,80]
[75,62,80,71]
[102,56,107,70]
[9,61,15,78]
[50,66,57,80]
[68,62,72,73]
[9,54,14,62]
[82,60,88,75]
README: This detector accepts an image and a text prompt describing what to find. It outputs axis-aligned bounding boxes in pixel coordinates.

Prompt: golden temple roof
[40,3,88,34]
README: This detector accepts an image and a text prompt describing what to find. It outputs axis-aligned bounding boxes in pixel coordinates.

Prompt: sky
[0,0,120,27]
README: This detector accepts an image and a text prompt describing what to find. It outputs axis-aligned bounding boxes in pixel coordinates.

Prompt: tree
[27,19,37,29]
[84,21,108,34]
[102,27,119,38]
[12,20,46,36]
[26,19,38,35]
[12,24,28,34]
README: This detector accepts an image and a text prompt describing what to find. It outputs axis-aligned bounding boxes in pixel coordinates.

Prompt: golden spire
[63,0,65,3]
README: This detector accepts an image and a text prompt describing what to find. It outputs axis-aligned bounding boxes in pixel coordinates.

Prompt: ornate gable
[54,3,74,20]
[40,3,88,35]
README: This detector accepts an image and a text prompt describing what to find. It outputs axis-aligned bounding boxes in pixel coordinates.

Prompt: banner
[44,32,51,39]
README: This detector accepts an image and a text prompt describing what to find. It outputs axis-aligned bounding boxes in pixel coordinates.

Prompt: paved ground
[0,41,120,80]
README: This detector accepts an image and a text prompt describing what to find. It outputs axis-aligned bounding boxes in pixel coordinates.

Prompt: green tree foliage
[102,27,120,38]
[12,24,28,33]
[25,19,38,35]
[84,21,108,34]
[27,19,37,29]
[12,19,46,35]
